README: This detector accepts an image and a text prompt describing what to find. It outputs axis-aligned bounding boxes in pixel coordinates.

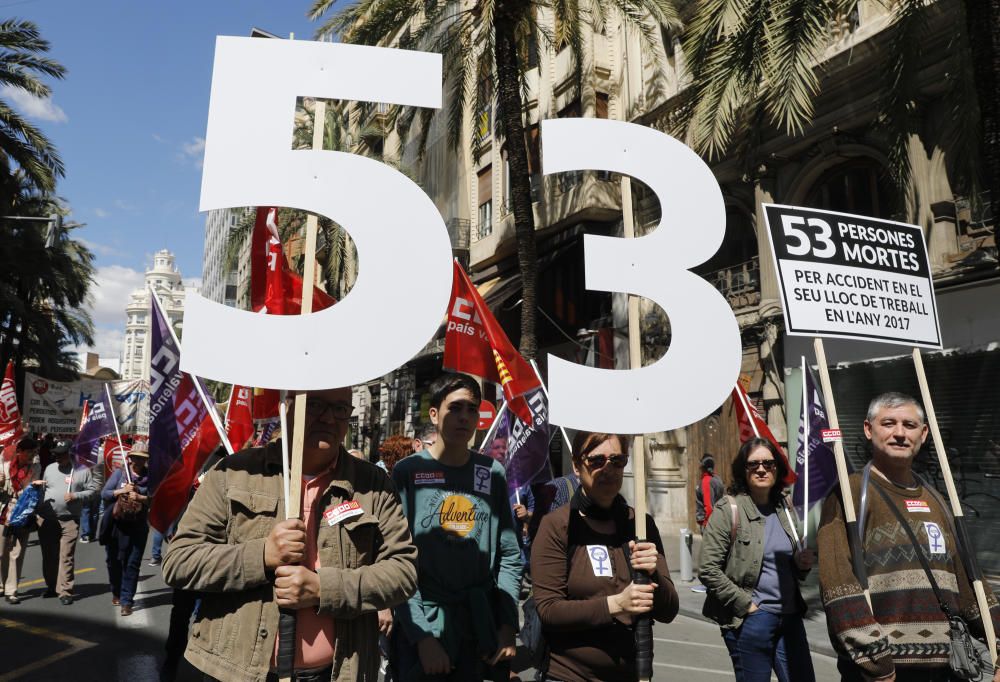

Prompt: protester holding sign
[0,436,41,604]
[390,372,522,681]
[163,386,418,682]
[699,438,816,682]
[530,430,678,682]
[818,393,1000,682]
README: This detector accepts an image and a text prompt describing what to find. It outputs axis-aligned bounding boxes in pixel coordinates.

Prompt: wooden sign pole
[912,348,997,663]
[278,98,326,682]
[813,338,871,608]
[621,174,652,682]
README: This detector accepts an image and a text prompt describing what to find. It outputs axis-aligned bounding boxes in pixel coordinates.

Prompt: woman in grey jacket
[698,437,816,682]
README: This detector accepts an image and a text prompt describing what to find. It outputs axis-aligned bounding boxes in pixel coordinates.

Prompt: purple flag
[792,366,843,512]
[148,293,185,492]
[71,391,115,469]
[481,388,553,495]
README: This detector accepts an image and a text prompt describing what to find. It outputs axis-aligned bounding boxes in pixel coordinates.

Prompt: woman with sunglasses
[699,437,816,682]
[531,431,678,682]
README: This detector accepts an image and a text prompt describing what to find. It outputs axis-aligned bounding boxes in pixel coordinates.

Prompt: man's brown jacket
[163,443,417,681]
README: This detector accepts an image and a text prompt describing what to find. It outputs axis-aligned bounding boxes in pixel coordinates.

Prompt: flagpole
[527,359,572,454]
[149,288,234,456]
[106,383,130,485]
[278,397,291,520]
[801,356,809,542]
[912,348,997,663]
[814,338,870,608]
[735,383,762,439]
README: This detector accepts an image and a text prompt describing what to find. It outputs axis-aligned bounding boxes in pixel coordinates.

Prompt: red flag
[732,383,796,485]
[0,360,23,459]
[443,261,540,423]
[225,385,254,452]
[252,387,280,422]
[103,438,129,480]
[149,414,221,533]
[250,207,335,315]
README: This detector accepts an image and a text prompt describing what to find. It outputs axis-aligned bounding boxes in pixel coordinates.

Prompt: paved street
[0,533,169,681]
[0,536,842,681]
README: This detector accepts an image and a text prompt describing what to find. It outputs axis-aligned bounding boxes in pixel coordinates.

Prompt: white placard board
[763,204,942,348]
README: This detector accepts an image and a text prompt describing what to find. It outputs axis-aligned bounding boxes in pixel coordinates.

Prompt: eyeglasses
[305,400,354,421]
[583,453,629,470]
[745,459,777,472]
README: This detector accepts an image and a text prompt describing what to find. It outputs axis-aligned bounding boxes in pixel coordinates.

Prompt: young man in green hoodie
[391,372,522,681]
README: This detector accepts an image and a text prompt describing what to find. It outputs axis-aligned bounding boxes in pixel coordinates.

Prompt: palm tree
[0,174,95,383]
[308,0,680,358]
[0,19,66,194]
[680,0,996,226]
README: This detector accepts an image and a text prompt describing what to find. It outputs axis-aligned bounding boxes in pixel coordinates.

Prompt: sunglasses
[745,459,777,473]
[583,453,629,470]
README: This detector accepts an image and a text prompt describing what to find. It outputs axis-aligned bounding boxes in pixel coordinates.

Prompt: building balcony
[700,257,762,310]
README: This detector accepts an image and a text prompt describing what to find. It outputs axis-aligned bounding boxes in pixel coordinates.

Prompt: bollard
[679,527,693,582]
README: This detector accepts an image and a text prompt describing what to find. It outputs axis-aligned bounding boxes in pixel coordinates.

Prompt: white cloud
[93,207,109,218]
[86,264,145,328]
[179,136,206,167]
[114,199,135,211]
[79,237,126,258]
[152,133,165,143]
[80,327,126,360]
[1,85,67,123]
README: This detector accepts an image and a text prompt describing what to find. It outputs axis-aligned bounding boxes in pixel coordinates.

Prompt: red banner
[225,385,254,452]
[732,383,796,485]
[0,361,22,456]
[443,261,539,423]
[250,207,335,315]
[149,415,221,533]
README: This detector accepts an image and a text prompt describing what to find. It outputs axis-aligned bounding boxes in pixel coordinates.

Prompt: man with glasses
[411,423,438,454]
[818,392,1000,682]
[163,387,418,682]
[390,372,522,681]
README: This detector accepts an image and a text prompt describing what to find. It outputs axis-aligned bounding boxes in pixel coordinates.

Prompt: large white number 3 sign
[543,119,741,433]
[180,38,452,389]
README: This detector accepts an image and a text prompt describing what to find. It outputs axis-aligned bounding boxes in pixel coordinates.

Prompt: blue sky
[18,1,320,360]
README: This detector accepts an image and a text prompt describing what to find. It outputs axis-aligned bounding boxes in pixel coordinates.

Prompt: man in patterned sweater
[818,392,1000,682]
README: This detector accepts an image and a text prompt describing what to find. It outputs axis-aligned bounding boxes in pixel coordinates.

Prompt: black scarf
[570,487,631,528]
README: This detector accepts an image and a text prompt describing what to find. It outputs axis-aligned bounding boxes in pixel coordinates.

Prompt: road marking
[17,567,95,588]
[0,617,97,681]
[653,661,733,676]
[654,636,728,650]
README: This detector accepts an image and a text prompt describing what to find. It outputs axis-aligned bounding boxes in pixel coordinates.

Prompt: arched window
[804,158,892,219]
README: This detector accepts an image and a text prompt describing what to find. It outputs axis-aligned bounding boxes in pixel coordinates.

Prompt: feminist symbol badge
[587,545,612,577]
[923,522,946,555]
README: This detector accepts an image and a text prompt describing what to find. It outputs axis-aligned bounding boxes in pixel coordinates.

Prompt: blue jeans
[105,526,148,607]
[80,501,99,539]
[722,610,815,682]
[151,530,164,561]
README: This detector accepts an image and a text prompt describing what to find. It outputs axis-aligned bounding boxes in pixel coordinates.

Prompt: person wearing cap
[695,453,725,530]
[0,436,42,604]
[99,441,150,616]
[36,438,101,605]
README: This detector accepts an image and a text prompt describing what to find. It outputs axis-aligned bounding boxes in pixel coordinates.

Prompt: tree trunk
[963,0,1000,240]
[494,9,539,359]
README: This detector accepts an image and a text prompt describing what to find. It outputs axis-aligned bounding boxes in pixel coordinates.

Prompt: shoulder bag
[871,484,993,682]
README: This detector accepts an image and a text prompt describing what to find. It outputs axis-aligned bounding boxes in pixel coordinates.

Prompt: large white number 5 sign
[180,38,452,389]
[543,119,741,433]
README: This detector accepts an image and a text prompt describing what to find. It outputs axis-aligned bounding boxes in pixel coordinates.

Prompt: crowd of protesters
[1,384,999,682]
